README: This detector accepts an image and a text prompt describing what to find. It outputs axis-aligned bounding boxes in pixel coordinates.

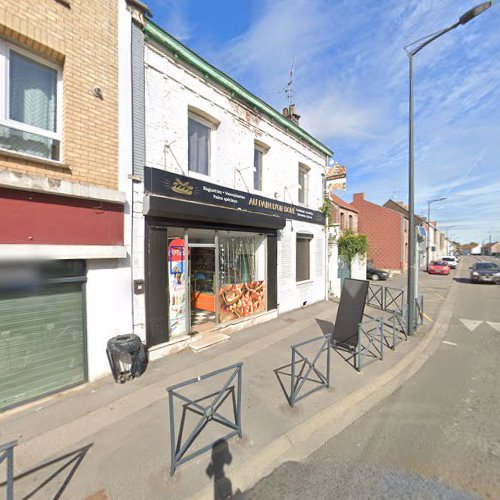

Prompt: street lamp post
[426,197,447,270]
[404,1,492,335]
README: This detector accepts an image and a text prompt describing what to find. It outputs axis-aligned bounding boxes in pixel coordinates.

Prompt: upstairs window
[0,42,62,161]
[188,114,211,175]
[298,164,309,206]
[349,214,353,231]
[254,147,263,191]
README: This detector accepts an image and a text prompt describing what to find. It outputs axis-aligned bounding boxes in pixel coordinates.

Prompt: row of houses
[0,0,340,411]
[329,193,453,275]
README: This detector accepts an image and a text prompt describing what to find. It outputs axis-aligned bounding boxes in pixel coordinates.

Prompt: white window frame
[0,40,63,161]
[188,111,215,179]
[253,144,265,192]
[298,163,310,207]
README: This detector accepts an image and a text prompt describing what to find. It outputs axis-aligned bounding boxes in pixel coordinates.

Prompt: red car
[428,260,450,275]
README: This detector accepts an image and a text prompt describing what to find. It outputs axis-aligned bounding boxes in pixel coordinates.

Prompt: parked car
[469,261,500,284]
[366,267,389,281]
[428,261,450,275]
[441,256,458,269]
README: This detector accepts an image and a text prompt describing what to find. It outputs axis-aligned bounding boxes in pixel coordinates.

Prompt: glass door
[187,229,217,333]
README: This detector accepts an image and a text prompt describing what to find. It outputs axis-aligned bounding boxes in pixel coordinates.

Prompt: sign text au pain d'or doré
[144,167,325,225]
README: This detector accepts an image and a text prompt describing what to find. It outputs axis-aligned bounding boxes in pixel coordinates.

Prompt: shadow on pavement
[206,438,240,500]
[0,444,93,500]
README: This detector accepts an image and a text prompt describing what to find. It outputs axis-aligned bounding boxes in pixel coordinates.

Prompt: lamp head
[459,1,492,25]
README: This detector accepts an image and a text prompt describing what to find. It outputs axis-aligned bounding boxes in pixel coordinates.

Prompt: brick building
[351,193,406,273]
[0,0,132,411]
[329,193,358,233]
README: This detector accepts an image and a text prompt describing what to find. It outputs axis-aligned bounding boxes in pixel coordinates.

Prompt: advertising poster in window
[168,238,187,336]
[217,232,267,323]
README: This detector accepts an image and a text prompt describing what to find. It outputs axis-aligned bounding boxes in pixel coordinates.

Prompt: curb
[194,280,458,499]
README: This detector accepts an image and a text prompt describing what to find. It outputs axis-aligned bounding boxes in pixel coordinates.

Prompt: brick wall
[0,0,118,189]
[351,193,403,271]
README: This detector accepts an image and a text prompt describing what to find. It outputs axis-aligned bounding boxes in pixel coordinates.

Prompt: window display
[218,232,267,323]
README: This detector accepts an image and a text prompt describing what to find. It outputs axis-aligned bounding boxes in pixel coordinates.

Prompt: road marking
[442,340,457,346]
[423,313,433,322]
[486,321,500,332]
[459,319,483,332]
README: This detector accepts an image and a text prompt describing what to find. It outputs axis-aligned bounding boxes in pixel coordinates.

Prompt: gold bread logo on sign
[172,178,193,196]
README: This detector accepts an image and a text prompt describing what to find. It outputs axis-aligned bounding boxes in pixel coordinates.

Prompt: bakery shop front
[143,166,324,348]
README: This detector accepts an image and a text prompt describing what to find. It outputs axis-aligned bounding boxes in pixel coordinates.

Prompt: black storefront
[143,166,324,347]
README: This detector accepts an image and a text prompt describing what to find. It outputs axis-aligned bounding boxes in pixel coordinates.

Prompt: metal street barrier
[384,286,405,314]
[367,284,404,315]
[357,318,384,371]
[289,334,332,407]
[391,305,409,349]
[0,440,17,500]
[415,295,424,327]
[367,283,384,309]
[166,363,242,476]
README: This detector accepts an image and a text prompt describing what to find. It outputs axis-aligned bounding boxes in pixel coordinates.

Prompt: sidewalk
[0,277,452,500]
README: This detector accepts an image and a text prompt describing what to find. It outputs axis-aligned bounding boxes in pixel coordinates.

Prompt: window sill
[296,279,313,285]
[0,148,70,171]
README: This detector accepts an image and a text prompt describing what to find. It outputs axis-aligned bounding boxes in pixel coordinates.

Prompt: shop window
[296,234,312,282]
[218,232,267,323]
[188,114,211,175]
[298,164,309,206]
[0,42,62,161]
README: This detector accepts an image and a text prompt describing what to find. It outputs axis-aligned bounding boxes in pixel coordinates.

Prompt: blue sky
[147,0,499,244]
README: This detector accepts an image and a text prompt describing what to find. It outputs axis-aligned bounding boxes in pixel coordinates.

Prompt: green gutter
[144,21,333,158]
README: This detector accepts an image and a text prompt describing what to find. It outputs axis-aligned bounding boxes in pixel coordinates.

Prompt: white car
[441,256,458,269]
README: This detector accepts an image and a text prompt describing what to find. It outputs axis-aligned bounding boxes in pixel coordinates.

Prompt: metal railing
[0,440,17,500]
[167,363,243,476]
[289,334,332,407]
[356,318,384,372]
[391,305,409,349]
[367,284,404,315]
[415,295,424,327]
[367,284,384,309]
[384,286,405,314]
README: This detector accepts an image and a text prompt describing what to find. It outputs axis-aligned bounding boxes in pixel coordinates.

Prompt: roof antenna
[285,56,296,106]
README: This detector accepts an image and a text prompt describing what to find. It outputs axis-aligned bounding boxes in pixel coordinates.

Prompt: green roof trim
[144,21,333,158]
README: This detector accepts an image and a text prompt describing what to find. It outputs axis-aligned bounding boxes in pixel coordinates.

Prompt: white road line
[459,319,483,332]
[442,340,458,346]
[486,321,500,332]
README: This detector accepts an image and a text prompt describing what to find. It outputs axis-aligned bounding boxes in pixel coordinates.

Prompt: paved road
[240,256,500,500]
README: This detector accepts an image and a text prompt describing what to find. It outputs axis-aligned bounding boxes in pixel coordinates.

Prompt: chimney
[288,104,300,125]
[283,104,300,125]
[353,193,365,202]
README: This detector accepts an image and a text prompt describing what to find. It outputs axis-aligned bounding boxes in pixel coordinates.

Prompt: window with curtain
[188,116,210,175]
[0,45,61,160]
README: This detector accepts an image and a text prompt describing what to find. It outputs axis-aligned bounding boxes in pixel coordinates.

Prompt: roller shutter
[0,262,86,411]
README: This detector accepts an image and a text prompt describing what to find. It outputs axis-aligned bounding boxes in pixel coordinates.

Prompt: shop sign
[326,158,347,192]
[144,167,325,225]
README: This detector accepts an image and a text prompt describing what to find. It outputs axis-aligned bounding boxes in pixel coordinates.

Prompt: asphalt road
[239,256,500,500]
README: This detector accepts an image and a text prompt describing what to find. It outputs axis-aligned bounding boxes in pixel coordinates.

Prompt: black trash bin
[106,334,147,383]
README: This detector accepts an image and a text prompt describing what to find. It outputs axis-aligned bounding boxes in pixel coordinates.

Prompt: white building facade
[128,18,332,358]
